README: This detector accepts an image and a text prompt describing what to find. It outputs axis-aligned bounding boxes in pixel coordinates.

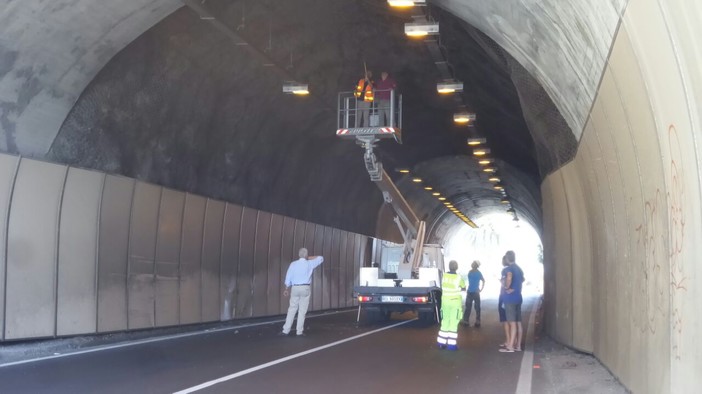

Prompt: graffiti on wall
[667,124,687,360]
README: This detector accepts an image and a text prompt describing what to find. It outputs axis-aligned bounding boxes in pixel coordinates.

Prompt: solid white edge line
[515,297,538,394]
[0,310,354,368]
[173,319,416,394]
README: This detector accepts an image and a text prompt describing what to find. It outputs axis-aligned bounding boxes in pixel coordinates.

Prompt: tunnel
[0,0,700,393]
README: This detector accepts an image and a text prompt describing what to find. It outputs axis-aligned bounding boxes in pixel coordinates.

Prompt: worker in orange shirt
[354,70,374,127]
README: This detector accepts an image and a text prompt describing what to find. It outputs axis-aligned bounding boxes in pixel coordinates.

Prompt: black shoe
[474,321,481,327]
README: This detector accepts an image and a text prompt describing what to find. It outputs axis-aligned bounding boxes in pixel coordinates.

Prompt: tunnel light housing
[438,197,446,201]
[437,80,463,94]
[412,177,422,183]
[500,197,510,204]
[493,184,504,191]
[283,82,309,95]
[397,168,410,174]
[488,176,500,183]
[478,158,494,165]
[454,112,476,124]
[388,0,426,7]
[405,21,439,38]
[472,148,491,156]
[467,137,486,146]
[424,186,433,191]
[432,192,440,196]
[483,167,497,173]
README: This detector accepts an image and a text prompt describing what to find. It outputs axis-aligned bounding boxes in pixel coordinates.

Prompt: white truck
[336,90,444,323]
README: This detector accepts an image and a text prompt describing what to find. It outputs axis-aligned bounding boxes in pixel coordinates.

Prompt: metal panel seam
[125,179,137,329]
[250,210,260,317]
[199,199,209,323]
[177,194,189,325]
[266,212,273,316]
[1,156,21,341]
[558,171,575,346]
[152,187,164,328]
[53,166,70,337]
[94,174,106,334]
[218,203,228,321]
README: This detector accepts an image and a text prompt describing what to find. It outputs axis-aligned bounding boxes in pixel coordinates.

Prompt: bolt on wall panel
[266,214,284,316]
[5,159,67,339]
[127,182,161,329]
[252,211,271,317]
[279,217,296,315]
[0,153,19,340]
[236,207,257,318]
[97,175,134,332]
[154,189,185,327]
[220,203,242,320]
[201,199,225,322]
[321,226,333,310]
[56,168,103,336]
[311,224,325,310]
[330,228,341,309]
[179,194,206,324]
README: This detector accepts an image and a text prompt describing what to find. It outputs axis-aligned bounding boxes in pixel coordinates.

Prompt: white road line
[173,319,415,394]
[515,297,539,394]
[0,310,354,368]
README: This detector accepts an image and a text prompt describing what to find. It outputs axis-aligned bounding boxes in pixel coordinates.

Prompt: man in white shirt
[280,248,324,336]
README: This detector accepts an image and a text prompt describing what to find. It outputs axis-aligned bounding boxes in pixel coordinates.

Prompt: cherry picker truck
[336,89,444,323]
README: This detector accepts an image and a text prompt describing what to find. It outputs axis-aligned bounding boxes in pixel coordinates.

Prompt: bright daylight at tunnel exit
[0,0,700,393]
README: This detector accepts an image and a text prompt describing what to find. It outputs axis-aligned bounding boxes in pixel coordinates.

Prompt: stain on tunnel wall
[0,153,367,341]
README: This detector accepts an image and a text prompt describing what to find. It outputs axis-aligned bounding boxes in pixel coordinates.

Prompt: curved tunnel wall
[541,0,701,392]
[0,153,366,341]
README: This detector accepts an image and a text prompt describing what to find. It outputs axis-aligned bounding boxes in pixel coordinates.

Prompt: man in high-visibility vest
[437,260,466,350]
[354,71,374,127]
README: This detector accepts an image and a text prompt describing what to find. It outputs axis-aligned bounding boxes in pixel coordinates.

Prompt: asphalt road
[0,297,535,394]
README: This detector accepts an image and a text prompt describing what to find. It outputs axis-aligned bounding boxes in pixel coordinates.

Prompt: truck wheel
[418,311,437,324]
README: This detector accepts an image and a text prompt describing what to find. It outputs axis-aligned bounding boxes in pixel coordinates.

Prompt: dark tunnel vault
[48,0,574,240]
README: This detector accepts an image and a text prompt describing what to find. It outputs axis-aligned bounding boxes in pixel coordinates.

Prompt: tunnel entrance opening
[442,213,543,300]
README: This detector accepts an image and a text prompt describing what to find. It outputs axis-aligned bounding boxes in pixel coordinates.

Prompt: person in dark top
[499,250,524,352]
[374,71,397,126]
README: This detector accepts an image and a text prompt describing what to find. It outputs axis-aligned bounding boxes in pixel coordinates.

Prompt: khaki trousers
[283,285,311,334]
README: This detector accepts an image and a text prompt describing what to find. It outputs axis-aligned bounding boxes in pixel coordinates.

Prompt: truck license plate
[381,296,404,302]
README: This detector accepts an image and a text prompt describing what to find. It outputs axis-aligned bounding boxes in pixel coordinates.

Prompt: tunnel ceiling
[0,0,625,239]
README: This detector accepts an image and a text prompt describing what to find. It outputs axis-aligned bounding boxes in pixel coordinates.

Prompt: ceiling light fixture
[437,80,463,94]
[388,0,425,7]
[454,112,476,124]
[405,21,439,38]
[412,177,422,183]
[472,148,491,156]
[467,137,486,146]
[283,82,309,95]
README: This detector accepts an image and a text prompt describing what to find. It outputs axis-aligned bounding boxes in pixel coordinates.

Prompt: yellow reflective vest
[442,272,465,299]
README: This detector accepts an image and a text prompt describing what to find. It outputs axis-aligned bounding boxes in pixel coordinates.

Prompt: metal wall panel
[253,211,271,316]
[201,199,225,322]
[311,225,325,310]
[179,194,206,324]
[266,214,284,316]
[154,189,184,327]
[338,231,348,309]
[303,222,316,310]
[5,159,67,339]
[292,219,305,257]
[97,175,134,332]
[236,207,257,318]
[279,217,296,314]
[56,168,103,336]
[220,203,242,320]
[127,182,161,329]
[330,228,341,309]
[343,232,355,308]
[0,154,19,339]
[322,226,332,310]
